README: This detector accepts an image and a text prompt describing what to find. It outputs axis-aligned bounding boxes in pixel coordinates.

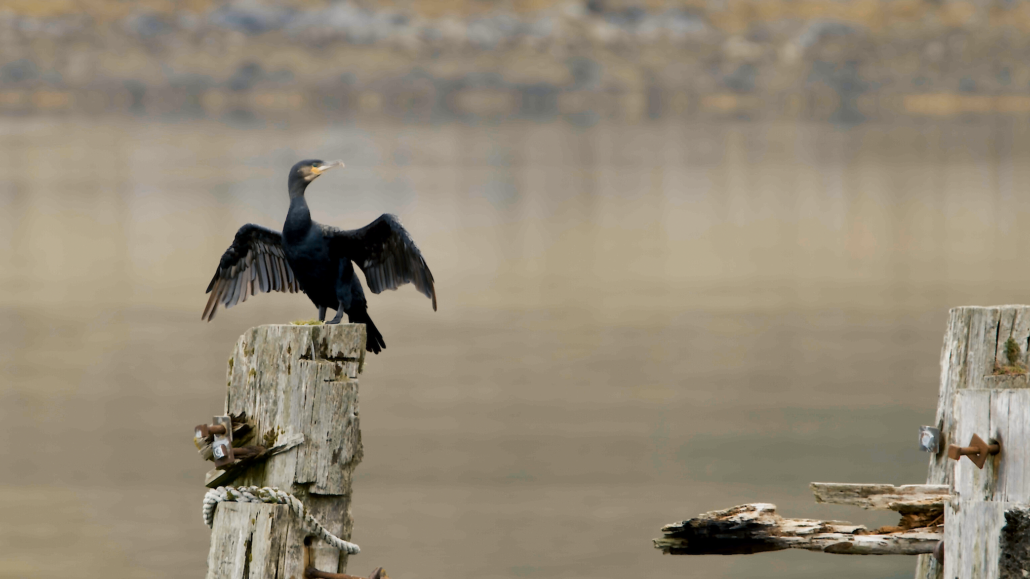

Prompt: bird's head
[289,159,344,196]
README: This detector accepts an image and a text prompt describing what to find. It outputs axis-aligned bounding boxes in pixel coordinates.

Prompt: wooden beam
[206,502,298,578]
[206,324,366,579]
[915,306,1030,579]
[810,483,951,513]
[653,503,940,556]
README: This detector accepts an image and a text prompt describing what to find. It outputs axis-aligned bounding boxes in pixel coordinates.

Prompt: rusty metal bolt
[195,423,228,441]
[231,445,266,460]
[212,442,234,468]
[947,433,1000,469]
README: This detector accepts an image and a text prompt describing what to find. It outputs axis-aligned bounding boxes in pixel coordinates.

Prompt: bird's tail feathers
[351,309,386,354]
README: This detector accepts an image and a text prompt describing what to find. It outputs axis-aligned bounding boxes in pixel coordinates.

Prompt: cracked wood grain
[917,306,1030,579]
[206,324,366,579]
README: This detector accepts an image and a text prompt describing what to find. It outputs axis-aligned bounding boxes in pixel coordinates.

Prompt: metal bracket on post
[210,415,234,468]
[195,415,235,468]
[918,426,941,454]
[946,433,1000,470]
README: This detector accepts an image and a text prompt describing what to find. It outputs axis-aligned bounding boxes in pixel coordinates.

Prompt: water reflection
[1,116,1029,578]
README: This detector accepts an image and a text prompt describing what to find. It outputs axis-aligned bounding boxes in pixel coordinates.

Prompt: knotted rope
[203,486,360,555]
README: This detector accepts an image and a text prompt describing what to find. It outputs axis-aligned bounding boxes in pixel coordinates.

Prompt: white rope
[203,486,360,555]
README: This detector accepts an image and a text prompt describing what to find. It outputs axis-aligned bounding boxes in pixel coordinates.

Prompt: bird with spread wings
[202,159,436,354]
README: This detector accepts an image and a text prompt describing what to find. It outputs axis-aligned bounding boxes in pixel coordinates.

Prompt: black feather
[201,224,299,321]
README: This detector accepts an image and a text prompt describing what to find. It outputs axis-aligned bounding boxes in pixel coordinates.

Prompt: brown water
[2,116,1029,578]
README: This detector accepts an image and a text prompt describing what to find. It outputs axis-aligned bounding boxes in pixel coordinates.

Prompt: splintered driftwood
[654,484,947,556]
[811,483,949,531]
[206,324,366,579]
[811,484,950,514]
[654,503,941,556]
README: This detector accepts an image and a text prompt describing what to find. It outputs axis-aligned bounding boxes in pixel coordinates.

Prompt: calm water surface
[2,116,1030,578]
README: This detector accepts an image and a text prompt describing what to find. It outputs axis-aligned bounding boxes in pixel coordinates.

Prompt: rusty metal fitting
[918,426,941,454]
[947,433,1000,469]
[212,442,234,468]
[933,540,944,564]
[206,444,265,469]
[231,445,266,460]
[195,423,228,442]
[203,415,235,468]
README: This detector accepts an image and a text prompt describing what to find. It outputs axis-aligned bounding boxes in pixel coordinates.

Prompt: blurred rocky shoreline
[3,0,1030,122]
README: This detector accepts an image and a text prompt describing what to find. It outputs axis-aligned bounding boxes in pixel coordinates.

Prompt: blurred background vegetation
[3,0,1030,121]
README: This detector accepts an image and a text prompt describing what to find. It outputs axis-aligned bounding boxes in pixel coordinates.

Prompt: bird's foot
[327,306,346,325]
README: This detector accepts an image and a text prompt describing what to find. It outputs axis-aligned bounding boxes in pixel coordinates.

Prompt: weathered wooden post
[201,324,366,579]
[915,306,1030,579]
[654,305,1030,578]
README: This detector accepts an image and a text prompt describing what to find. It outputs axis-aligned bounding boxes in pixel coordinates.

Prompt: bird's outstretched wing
[324,214,437,311]
[202,224,301,321]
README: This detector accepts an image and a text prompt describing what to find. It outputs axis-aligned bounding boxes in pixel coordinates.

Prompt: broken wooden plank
[653,504,940,556]
[810,483,951,513]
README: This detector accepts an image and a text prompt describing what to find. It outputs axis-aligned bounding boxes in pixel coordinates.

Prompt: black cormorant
[202,159,437,354]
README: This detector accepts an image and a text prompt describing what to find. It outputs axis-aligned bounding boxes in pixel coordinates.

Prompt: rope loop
[203,485,360,554]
